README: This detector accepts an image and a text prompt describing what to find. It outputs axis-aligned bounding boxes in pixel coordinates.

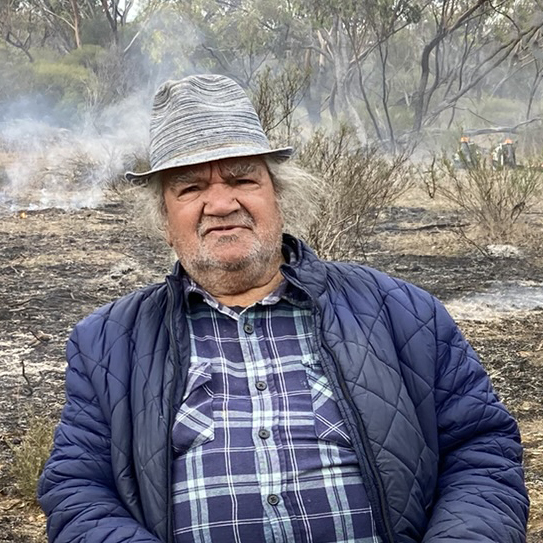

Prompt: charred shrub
[426,156,543,244]
[250,68,411,261]
[298,125,411,260]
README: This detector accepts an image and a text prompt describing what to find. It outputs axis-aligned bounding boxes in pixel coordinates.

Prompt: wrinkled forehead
[164,157,267,185]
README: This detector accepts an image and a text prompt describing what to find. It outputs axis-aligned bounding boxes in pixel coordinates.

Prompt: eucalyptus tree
[156,0,426,144]
[271,0,425,145]
[0,0,45,61]
[0,0,87,56]
[489,2,543,121]
[151,0,307,85]
[9,0,541,146]
[410,0,543,132]
[0,0,137,57]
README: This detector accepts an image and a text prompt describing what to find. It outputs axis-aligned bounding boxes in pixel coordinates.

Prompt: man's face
[162,157,284,292]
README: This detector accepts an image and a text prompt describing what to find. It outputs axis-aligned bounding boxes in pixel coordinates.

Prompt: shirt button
[267,494,280,506]
[243,322,254,334]
[255,381,267,391]
[258,429,270,439]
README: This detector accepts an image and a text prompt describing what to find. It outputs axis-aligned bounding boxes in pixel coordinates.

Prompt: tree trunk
[100,0,119,45]
[329,18,367,144]
[5,32,34,62]
[412,0,488,132]
[526,61,542,120]
[69,0,81,48]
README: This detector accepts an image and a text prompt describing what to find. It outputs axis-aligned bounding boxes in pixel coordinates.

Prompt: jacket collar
[166,233,328,300]
[281,234,329,300]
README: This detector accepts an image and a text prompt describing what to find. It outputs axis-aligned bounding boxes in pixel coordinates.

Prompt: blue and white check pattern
[171,275,381,543]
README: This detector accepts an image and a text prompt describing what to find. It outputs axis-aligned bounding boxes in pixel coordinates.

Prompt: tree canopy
[1,0,543,148]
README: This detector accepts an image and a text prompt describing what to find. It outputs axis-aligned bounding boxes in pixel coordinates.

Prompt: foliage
[250,65,311,145]
[9,414,56,504]
[0,56,35,107]
[2,0,543,154]
[80,14,119,47]
[32,60,91,118]
[137,6,202,82]
[62,44,106,71]
[172,0,304,82]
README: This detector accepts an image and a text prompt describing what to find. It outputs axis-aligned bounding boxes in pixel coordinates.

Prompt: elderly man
[38,74,528,543]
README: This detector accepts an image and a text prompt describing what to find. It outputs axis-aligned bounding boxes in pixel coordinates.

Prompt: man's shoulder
[74,281,169,337]
[295,238,428,298]
[313,257,434,303]
[292,240,436,316]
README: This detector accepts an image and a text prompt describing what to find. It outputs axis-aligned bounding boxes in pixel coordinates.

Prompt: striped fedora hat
[125,74,294,182]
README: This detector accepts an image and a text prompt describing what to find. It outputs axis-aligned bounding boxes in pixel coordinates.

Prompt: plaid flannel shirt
[172,272,381,543]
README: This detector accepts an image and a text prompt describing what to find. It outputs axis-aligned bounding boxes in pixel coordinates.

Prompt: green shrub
[33,61,91,111]
[62,44,107,72]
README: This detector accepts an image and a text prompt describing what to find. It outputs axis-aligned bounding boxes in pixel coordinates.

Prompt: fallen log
[463,118,542,136]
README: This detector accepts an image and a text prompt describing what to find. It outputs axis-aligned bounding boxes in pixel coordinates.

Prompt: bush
[250,66,411,261]
[298,125,412,260]
[425,156,543,243]
[10,415,56,503]
[32,60,91,120]
[251,64,310,147]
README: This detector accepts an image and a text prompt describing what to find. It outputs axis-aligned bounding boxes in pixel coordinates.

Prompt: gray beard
[193,233,261,271]
[181,233,283,296]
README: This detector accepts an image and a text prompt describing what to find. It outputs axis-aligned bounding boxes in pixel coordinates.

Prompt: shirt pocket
[172,360,215,455]
[305,362,352,448]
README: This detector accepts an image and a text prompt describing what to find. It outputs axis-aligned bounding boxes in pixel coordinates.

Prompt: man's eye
[179,185,199,195]
[235,178,257,186]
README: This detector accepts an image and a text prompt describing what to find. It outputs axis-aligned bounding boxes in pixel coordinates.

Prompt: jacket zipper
[285,271,396,543]
[165,278,180,543]
[318,322,396,543]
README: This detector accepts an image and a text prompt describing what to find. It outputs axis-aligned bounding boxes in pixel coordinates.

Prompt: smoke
[0,93,150,212]
[0,7,203,213]
[445,281,543,321]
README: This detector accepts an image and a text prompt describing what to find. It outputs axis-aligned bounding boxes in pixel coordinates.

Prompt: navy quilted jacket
[38,236,528,543]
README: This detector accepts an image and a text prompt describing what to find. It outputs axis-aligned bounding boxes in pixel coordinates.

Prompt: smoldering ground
[1,186,543,541]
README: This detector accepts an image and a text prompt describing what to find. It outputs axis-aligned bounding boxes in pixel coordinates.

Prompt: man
[38,74,528,543]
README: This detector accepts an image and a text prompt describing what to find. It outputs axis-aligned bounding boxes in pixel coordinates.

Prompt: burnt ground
[1,190,543,542]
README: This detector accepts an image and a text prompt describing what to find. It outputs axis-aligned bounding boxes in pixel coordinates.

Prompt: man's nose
[202,180,241,216]
[201,163,241,216]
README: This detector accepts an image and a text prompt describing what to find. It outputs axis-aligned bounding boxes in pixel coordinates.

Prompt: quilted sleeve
[422,300,529,542]
[37,323,162,543]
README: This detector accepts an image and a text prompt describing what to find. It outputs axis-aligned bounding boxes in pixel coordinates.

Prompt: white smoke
[0,5,207,214]
[445,281,543,321]
[0,93,150,212]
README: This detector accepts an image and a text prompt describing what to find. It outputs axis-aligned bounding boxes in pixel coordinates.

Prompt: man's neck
[213,268,284,307]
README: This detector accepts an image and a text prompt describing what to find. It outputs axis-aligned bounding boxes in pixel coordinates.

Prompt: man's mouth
[203,225,248,235]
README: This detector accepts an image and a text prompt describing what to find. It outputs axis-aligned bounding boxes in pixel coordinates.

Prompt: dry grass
[1,168,542,540]
[519,419,543,534]
[388,177,543,258]
[9,416,56,504]
[528,480,543,533]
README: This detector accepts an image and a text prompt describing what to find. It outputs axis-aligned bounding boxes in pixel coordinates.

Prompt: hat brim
[125,145,294,183]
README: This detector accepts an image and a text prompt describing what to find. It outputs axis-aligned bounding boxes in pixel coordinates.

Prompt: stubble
[173,209,284,296]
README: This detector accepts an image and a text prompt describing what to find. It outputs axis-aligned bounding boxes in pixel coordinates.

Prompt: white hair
[133,158,323,241]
